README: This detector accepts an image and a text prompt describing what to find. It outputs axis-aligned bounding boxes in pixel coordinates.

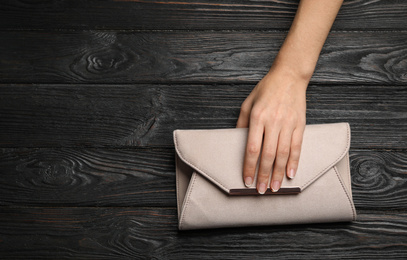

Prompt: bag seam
[175,154,181,217]
[346,153,351,193]
[333,166,357,221]
[301,123,350,190]
[179,171,198,230]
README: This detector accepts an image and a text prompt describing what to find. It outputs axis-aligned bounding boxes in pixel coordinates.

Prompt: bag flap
[173,123,350,194]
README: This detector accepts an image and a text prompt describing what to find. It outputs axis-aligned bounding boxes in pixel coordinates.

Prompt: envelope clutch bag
[174,123,357,230]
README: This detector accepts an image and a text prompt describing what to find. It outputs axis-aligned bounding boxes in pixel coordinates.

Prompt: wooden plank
[0,31,407,84]
[0,0,406,30]
[0,148,176,207]
[0,148,406,209]
[0,207,406,259]
[0,84,406,148]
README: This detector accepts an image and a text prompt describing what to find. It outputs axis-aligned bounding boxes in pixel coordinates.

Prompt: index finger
[243,122,264,187]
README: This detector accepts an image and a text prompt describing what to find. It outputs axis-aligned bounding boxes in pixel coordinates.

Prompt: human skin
[236,0,344,194]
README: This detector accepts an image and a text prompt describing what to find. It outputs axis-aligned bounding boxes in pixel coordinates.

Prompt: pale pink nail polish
[245,177,253,187]
[258,183,267,194]
[288,169,296,179]
[271,181,280,192]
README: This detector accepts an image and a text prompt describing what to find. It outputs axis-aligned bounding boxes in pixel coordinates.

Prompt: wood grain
[0,0,406,30]
[0,207,406,259]
[0,148,176,207]
[0,84,405,148]
[0,148,406,209]
[1,1,406,258]
[351,151,407,210]
[0,31,406,84]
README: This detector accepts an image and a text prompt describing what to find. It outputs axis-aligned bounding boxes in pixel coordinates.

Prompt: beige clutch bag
[174,123,357,230]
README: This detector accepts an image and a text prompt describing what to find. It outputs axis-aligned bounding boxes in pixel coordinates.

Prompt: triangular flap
[290,123,350,190]
[174,128,247,193]
[174,123,350,193]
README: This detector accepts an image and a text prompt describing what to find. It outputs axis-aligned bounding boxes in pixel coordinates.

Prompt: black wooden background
[0,0,406,259]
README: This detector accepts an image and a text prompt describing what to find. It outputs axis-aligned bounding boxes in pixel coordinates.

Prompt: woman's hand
[236,67,308,194]
[236,0,344,194]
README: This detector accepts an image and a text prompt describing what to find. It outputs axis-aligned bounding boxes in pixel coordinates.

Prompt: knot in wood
[39,161,74,187]
[86,47,131,74]
[359,160,382,178]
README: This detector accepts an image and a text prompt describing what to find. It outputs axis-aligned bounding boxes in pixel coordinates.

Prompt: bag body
[174,123,357,230]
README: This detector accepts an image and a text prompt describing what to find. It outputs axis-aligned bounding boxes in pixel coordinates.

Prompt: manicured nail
[244,177,253,187]
[258,183,267,194]
[271,181,280,192]
[288,169,296,179]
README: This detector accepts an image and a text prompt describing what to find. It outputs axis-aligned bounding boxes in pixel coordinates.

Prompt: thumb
[236,100,252,128]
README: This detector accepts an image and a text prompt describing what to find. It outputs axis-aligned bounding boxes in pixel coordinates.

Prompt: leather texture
[174,123,357,230]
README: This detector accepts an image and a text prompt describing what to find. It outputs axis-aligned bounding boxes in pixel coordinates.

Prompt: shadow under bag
[174,123,357,230]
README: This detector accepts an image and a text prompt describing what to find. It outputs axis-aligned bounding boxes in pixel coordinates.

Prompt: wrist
[270,50,316,83]
[266,61,311,93]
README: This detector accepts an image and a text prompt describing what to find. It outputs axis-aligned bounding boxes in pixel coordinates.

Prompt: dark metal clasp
[229,187,301,196]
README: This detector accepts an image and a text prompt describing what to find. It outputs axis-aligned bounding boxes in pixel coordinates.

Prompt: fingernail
[244,177,253,187]
[288,169,296,179]
[271,181,280,192]
[258,183,267,194]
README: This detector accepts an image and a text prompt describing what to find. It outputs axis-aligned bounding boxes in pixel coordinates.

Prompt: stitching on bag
[333,166,357,221]
[174,132,229,193]
[346,153,351,189]
[301,124,351,190]
[179,172,198,230]
[175,155,181,216]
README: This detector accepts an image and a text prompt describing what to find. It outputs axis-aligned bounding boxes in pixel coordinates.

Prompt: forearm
[271,0,343,83]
